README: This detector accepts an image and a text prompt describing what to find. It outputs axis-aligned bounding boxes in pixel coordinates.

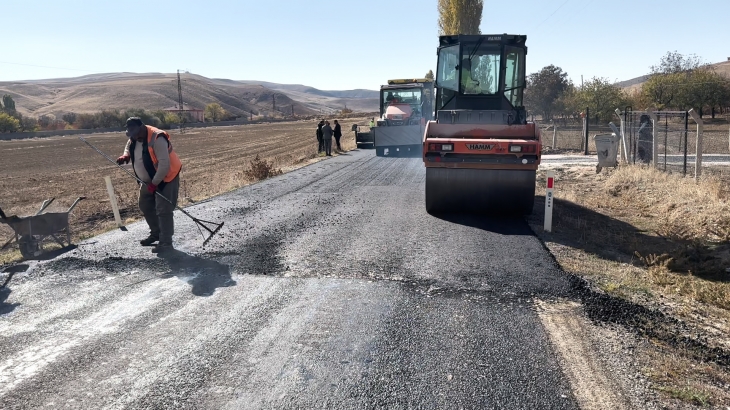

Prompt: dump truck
[423,34,540,214]
[371,79,434,157]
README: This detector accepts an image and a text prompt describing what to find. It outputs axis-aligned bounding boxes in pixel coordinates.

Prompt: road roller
[423,34,540,214]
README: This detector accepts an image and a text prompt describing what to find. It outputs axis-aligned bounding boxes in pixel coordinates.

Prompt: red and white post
[544,171,555,232]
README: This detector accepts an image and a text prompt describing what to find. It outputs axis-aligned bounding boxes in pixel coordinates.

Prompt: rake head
[193,218,225,247]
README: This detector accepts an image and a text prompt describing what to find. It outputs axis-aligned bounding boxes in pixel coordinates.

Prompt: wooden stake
[104,176,124,228]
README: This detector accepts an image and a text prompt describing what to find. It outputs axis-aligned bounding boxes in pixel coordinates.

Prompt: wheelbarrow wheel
[18,235,40,259]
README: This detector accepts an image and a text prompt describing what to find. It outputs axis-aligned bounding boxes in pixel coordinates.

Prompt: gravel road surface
[0,150,580,409]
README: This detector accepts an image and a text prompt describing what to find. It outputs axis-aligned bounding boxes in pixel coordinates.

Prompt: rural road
[0,150,585,409]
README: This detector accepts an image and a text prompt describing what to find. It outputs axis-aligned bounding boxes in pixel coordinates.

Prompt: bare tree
[438,0,483,35]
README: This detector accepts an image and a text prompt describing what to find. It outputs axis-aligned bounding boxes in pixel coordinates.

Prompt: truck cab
[378,79,434,127]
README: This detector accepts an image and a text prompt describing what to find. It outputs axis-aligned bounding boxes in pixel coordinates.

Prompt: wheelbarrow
[0,197,85,259]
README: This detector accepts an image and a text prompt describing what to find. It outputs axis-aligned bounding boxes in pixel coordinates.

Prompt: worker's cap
[125,117,144,138]
[125,117,144,129]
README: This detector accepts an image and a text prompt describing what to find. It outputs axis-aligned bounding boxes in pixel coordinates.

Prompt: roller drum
[425,168,536,214]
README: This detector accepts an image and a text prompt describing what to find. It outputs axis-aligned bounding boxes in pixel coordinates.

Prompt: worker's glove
[146,183,158,194]
[116,154,130,165]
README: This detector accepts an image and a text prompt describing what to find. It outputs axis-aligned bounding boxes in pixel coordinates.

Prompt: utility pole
[177,69,185,133]
[291,105,294,117]
[272,94,276,112]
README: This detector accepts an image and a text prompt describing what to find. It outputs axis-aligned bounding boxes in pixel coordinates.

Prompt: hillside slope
[240,80,379,113]
[0,73,379,119]
[617,60,730,89]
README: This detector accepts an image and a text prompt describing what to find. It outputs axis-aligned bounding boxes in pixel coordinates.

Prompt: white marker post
[104,176,124,229]
[544,171,555,232]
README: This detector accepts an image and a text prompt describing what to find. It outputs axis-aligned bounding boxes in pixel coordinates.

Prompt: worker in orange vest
[116,117,182,255]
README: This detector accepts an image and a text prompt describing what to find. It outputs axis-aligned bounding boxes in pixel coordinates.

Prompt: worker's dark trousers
[139,175,179,246]
[323,138,332,155]
[317,136,324,153]
[334,136,341,151]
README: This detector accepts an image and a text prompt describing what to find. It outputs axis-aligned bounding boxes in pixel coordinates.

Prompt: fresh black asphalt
[0,149,578,409]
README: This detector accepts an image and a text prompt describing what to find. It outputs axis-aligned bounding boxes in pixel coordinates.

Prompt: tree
[425,70,435,81]
[642,72,682,109]
[524,65,572,120]
[2,95,16,113]
[681,67,730,117]
[651,51,703,75]
[205,103,226,122]
[573,77,627,122]
[62,112,77,125]
[642,51,730,115]
[19,115,38,132]
[0,112,20,133]
[438,0,483,35]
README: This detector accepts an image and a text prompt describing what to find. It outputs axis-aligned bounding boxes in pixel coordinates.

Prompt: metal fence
[540,122,613,153]
[542,112,730,178]
[623,110,692,176]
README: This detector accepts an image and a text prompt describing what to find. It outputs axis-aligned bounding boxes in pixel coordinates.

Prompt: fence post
[584,107,590,155]
[688,109,704,179]
[646,107,659,169]
[614,108,628,163]
[552,125,558,149]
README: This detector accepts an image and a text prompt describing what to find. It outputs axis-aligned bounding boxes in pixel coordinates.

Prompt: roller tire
[425,167,535,215]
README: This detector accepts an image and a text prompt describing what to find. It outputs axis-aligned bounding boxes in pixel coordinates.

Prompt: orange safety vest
[131,126,182,185]
[147,126,182,182]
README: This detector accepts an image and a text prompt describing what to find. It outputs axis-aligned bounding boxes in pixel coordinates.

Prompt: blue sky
[2,0,728,90]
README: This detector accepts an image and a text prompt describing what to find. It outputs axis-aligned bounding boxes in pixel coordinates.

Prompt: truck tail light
[509,144,537,153]
[428,143,453,152]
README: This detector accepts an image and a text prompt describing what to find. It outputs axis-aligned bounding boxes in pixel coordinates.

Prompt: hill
[0,73,380,119]
[240,80,379,113]
[616,59,730,89]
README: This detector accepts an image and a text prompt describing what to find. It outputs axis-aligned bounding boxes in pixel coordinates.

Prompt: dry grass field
[530,165,730,406]
[0,118,367,262]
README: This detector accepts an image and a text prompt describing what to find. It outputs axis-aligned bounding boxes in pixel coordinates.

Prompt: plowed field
[0,119,364,255]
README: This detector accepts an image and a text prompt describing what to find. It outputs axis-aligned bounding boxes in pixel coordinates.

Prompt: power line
[534,0,572,30]
[550,0,598,28]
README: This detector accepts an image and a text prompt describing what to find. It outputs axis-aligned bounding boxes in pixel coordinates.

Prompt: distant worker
[116,117,182,256]
[316,119,325,154]
[322,120,333,156]
[333,120,342,151]
[369,118,375,128]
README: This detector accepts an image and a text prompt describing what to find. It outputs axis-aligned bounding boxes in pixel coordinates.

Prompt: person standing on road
[333,120,342,152]
[322,120,333,156]
[116,117,182,256]
[316,120,324,153]
[369,118,375,128]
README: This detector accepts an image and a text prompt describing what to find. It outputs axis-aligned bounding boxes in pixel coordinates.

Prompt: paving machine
[372,79,434,157]
[423,34,540,214]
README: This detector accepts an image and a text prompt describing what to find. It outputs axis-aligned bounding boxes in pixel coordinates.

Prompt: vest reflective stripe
[146,126,182,183]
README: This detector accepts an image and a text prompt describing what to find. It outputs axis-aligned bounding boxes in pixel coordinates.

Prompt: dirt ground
[0,118,368,261]
[530,164,730,407]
